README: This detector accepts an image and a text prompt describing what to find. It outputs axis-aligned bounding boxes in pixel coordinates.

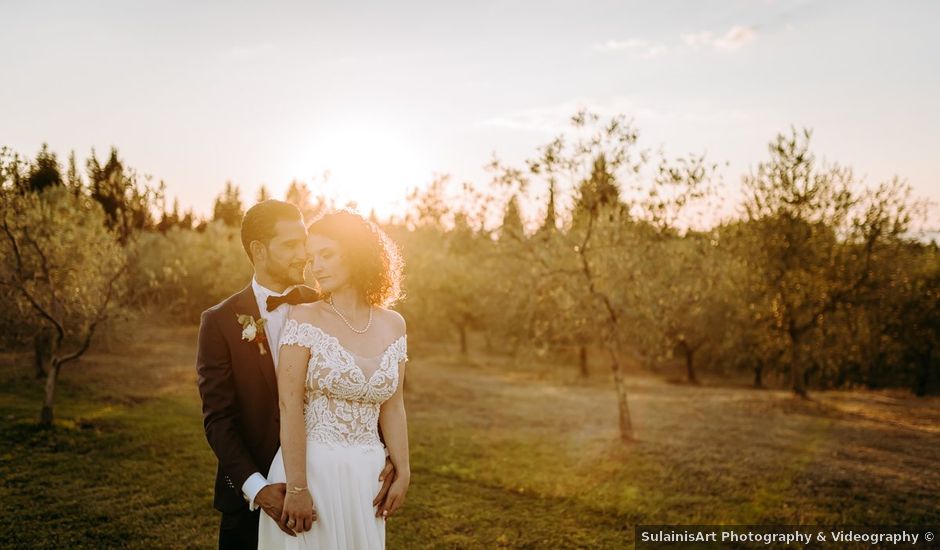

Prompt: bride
[258,209,410,549]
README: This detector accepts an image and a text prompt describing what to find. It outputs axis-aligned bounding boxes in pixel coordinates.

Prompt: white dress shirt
[242,276,299,511]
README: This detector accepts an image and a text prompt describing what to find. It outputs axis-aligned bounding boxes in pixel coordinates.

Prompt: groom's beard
[266,260,308,287]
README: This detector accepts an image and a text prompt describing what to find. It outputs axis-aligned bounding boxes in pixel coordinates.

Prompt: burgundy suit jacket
[195,283,320,513]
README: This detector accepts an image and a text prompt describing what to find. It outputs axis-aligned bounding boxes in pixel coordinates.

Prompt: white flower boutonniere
[236,314,268,355]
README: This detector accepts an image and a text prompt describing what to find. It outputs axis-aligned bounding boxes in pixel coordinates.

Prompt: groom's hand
[257,483,296,537]
[373,457,396,516]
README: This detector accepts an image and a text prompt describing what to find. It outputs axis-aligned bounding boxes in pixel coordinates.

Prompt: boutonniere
[236,314,268,355]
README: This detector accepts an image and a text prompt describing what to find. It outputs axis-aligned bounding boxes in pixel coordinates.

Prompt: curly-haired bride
[258,209,410,549]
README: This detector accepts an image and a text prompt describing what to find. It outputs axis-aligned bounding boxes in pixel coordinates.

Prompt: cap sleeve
[280,318,317,349]
[391,334,408,365]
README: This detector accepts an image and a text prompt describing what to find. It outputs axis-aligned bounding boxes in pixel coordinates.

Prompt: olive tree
[490,110,717,442]
[1,186,127,425]
[740,126,922,397]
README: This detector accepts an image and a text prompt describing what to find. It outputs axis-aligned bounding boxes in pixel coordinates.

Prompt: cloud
[592,39,670,59]
[598,24,758,60]
[478,96,750,133]
[682,25,758,52]
[479,97,641,133]
[714,25,758,51]
[681,31,714,49]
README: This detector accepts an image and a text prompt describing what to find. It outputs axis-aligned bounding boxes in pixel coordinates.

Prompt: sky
[2,0,938,229]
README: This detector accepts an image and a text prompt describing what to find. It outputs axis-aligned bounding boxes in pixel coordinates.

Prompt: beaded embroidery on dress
[258,315,408,550]
[281,318,407,448]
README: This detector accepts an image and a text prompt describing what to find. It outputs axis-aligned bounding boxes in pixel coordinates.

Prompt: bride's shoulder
[288,300,327,324]
[375,306,406,334]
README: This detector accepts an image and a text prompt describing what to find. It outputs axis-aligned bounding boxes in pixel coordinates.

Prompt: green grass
[2,320,938,549]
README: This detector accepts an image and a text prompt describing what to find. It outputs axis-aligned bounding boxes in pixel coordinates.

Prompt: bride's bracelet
[287,485,309,495]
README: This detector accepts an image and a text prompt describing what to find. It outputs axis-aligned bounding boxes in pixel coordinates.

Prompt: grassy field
[2,318,938,549]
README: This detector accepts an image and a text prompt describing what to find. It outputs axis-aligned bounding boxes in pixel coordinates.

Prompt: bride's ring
[286,518,296,528]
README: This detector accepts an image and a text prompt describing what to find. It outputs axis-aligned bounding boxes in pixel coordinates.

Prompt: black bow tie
[266,287,317,312]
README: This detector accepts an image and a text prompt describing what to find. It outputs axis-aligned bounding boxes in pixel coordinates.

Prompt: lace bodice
[279,318,407,448]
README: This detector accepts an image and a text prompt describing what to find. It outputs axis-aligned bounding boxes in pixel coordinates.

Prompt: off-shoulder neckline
[284,318,406,380]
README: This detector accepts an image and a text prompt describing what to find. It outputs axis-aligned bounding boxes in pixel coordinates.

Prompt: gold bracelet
[287,485,309,495]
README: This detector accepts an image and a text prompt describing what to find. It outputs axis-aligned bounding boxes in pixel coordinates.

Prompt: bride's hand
[280,487,316,533]
[379,473,410,520]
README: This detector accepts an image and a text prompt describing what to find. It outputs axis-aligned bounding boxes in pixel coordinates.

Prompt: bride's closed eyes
[309,247,340,266]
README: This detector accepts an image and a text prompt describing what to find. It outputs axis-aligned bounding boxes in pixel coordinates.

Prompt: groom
[196,200,396,549]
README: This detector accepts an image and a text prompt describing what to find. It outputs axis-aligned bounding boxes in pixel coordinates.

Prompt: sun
[288,123,429,221]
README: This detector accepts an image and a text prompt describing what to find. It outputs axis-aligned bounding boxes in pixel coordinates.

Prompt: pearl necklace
[327,295,372,334]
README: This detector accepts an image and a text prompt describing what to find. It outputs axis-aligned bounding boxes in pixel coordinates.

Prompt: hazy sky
[3,0,938,227]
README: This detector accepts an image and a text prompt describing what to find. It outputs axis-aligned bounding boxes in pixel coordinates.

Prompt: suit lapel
[233,285,279,399]
[232,283,322,400]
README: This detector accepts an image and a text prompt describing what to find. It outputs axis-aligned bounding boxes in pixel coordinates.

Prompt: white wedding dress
[258,317,407,550]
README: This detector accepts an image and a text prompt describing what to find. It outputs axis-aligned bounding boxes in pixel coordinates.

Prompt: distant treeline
[2,112,937,428]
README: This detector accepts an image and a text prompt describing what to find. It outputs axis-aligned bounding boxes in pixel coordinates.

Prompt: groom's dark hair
[240,200,303,264]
